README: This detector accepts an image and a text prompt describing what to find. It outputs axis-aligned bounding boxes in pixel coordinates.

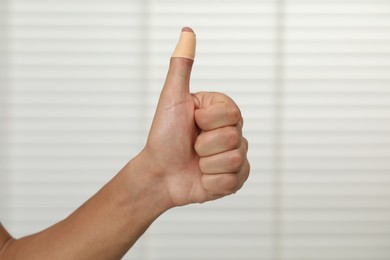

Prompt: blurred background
[1,0,390,259]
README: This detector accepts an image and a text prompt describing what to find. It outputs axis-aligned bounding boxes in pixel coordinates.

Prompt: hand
[137,27,250,207]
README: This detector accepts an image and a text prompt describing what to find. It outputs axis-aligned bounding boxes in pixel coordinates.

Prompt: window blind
[0,0,390,260]
[278,1,390,259]
[0,0,9,218]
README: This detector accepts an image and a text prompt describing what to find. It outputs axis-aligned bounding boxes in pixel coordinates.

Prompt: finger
[242,136,249,152]
[161,27,196,101]
[201,160,250,196]
[195,126,242,157]
[201,173,239,196]
[235,159,250,191]
[199,141,247,174]
[172,27,196,60]
[194,101,242,131]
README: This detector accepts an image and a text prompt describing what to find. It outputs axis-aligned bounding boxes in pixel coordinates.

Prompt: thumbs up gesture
[137,27,250,207]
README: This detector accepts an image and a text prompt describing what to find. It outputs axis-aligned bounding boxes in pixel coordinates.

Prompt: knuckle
[233,161,250,192]
[229,150,245,172]
[224,127,241,149]
[227,104,241,124]
[224,174,239,193]
[242,137,249,151]
[242,160,251,183]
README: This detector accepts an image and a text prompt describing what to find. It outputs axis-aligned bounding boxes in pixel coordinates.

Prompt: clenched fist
[136,27,250,207]
[0,27,251,260]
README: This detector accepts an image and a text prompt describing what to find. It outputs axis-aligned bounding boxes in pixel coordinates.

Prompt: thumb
[161,27,196,99]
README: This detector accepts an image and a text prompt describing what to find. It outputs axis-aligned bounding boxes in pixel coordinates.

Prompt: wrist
[120,151,175,220]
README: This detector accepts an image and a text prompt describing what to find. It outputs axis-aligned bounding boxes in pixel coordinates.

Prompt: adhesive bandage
[171,31,196,60]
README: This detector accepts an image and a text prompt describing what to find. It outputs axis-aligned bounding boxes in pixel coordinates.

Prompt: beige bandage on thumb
[171,28,196,60]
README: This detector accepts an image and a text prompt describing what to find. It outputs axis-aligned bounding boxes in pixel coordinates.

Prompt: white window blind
[0,0,390,259]
[279,1,390,259]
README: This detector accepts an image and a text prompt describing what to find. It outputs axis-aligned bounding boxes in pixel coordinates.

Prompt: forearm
[1,154,172,260]
[0,27,250,259]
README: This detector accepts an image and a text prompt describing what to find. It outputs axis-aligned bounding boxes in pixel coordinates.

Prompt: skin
[0,27,250,260]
